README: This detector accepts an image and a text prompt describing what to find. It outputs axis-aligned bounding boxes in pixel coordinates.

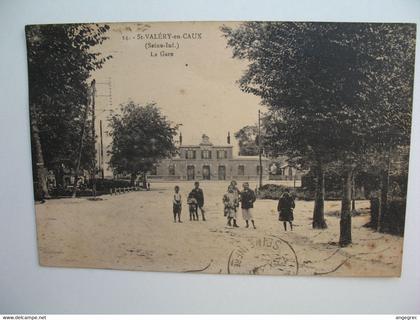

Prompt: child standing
[278,188,295,230]
[240,182,257,229]
[187,192,199,221]
[223,185,239,227]
[173,186,182,223]
[190,181,206,221]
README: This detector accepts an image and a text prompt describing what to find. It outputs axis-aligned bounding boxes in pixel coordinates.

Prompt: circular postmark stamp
[227,235,299,275]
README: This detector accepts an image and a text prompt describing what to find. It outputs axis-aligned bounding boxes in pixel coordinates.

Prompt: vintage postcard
[26,21,416,276]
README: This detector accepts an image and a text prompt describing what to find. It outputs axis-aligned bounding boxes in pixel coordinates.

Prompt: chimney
[227,131,231,144]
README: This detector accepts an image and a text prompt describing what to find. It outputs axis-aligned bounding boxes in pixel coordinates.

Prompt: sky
[92,21,263,158]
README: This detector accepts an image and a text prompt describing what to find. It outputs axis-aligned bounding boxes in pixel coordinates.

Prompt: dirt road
[35,181,403,276]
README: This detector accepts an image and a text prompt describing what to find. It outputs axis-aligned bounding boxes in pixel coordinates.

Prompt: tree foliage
[222,22,415,160]
[234,125,259,156]
[26,24,112,180]
[108,101,178,181]
[222,22,416,243]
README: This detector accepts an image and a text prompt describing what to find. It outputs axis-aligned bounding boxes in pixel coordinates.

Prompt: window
[186,150,196,159]
[201,150,212,159]
[217,150,227,159]
[168,164,175,176]
[238,165,245,176]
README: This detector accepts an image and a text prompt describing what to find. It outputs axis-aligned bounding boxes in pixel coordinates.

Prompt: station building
[150,134,270,181]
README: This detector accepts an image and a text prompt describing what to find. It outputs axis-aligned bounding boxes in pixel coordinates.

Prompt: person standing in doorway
[240,182,256,229]
[190,181,205,221]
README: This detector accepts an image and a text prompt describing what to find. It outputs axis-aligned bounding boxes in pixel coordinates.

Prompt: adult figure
[240,182,256,229]
[278,188,295,231]
[190,181,205,221]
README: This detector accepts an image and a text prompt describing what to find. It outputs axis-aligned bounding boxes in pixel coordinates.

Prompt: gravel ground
[35,180,403,277]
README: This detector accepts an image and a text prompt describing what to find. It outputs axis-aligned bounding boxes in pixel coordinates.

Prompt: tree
[222,22,370,231]
[234,125,259,156]
[108,101,178,184]
[222,22,415,245]
[26,24,111,198]
[357,25,415,233]
[261,110,329,229]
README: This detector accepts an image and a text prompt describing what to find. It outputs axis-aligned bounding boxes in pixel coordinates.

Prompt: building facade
[268,162,302,181]
[150,134,269,181]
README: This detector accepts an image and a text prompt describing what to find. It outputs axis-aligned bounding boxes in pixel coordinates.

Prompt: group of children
[172,180,295,231]
[222,180,257,229]
[172,180,258,229]
[173,181,205,223]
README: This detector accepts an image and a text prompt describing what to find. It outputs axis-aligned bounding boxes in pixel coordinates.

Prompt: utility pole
[95,77,113,181]
[100,120,104,180]
[72,85,91,198]
[91,79,97,197]
[258,109,263,189]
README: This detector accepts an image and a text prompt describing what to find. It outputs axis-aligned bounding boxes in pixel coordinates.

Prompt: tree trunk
[378,168,390,233]
[130,173,137,186]
[378,147,392,232]
[351,174,356,211]
[369,195,380,229]
[143,174,147,189]
[312,161,327,229]
[339,167,353,247]
[30,108,50,200]
[91,80,97,198]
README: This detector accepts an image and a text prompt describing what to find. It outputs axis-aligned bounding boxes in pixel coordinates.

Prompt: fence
[109,186,144,195]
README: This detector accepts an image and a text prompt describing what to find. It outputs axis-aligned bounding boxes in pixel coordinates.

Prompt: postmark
[227,235,299,275]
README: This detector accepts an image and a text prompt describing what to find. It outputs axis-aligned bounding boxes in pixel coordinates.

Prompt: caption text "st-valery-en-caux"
[121,32,203,57]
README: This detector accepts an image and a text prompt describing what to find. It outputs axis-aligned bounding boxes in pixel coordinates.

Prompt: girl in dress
[223,185,240,227]
[278,188,295,230]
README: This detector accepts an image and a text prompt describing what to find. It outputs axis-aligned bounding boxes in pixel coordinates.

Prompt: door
[187,165,195,180]
[202,165,211,180]
[218,165,226,180]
